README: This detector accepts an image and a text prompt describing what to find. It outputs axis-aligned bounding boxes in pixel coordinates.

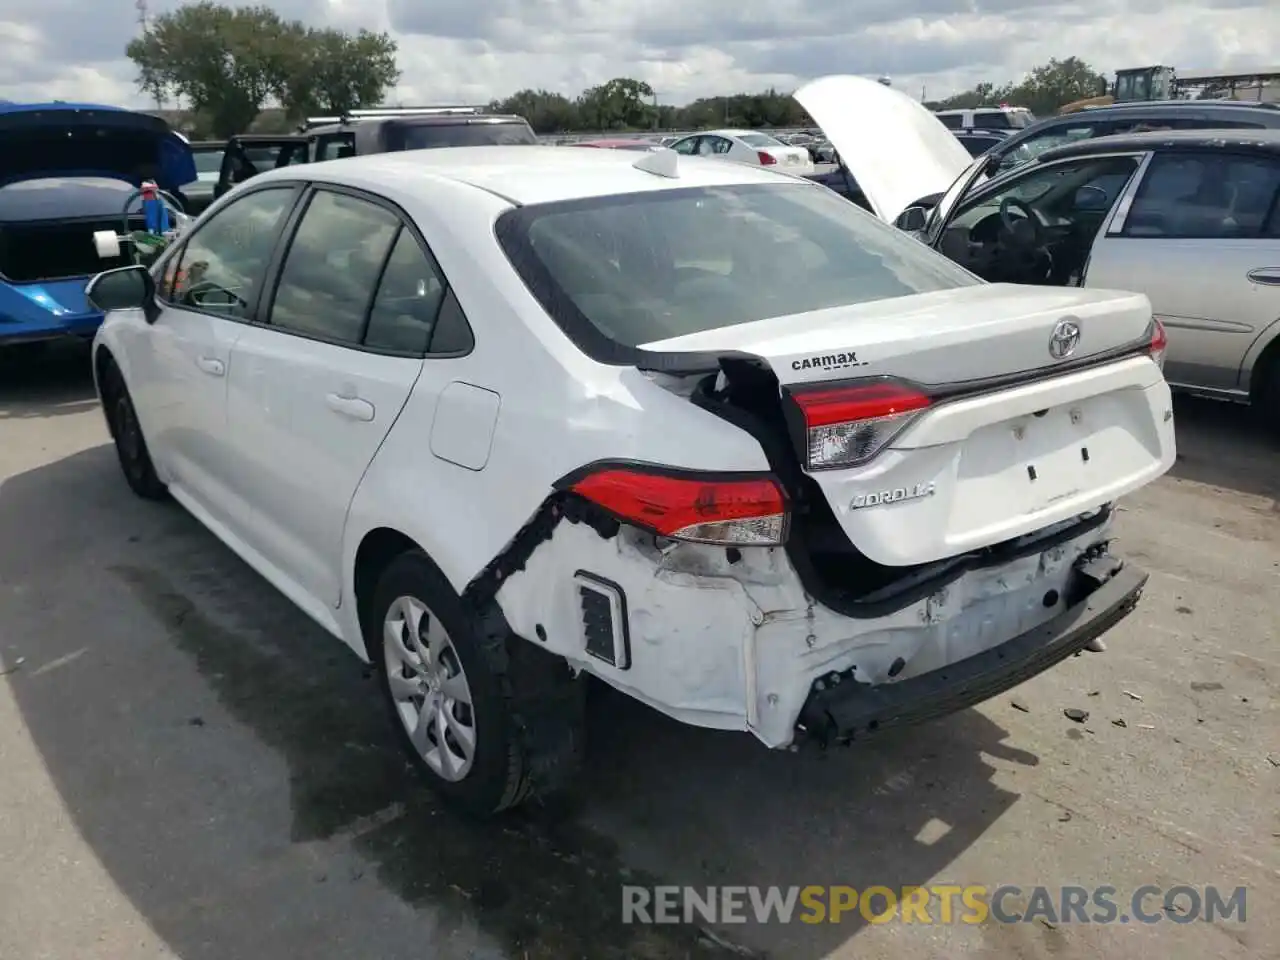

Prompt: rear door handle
[325,393,375,422]
[196,356,225,376]
[1247,268,1280,286]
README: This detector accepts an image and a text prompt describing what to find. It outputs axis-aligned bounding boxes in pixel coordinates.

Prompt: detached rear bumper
[796,561,1148,745]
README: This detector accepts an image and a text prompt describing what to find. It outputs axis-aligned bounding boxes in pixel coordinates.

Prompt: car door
[1085,149,1280,392]
[214,136,312,199]
[928,151,1143,286]
[223,185,459,609]
[136,184,301,520]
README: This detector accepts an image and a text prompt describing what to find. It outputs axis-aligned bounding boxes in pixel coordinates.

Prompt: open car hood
[794,76,973,223]
[0,103,196,192]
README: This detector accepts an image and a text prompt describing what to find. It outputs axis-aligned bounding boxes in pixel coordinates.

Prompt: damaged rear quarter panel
[495,505,1116,748]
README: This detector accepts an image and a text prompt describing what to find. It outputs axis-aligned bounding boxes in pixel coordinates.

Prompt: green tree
[126,2,300,138]
[279,27,400,120]
[489,89,581,133]
[1010,57,1107,115]
[576,77,655,130]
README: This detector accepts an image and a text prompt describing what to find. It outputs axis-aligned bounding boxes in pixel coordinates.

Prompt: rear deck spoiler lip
[631,318,1159,387]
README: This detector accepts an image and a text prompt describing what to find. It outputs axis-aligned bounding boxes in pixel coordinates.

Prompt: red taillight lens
[757,150,777,165]
[1148,318,1167,370]
[789,379,932,470]
[569,468,788,546]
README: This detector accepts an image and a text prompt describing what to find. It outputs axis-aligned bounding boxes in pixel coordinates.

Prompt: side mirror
[1074,185,1110,210]
[895,206,928,232]
[86,266,158,323]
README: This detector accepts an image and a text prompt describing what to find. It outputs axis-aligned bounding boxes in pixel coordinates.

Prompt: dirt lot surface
[2,345,1277,960]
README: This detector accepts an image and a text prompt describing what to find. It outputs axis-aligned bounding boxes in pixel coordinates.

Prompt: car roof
[249,144,801,206]
[1080,99,1280,113]
[1037,127,1280,163]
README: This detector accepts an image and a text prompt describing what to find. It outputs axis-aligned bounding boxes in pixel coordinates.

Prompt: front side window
[166,186,296,318]
[958,156,1140,222]
[267,190,400,343]
[496,183,980,354]
[1122,152,1280,238]
[670,136,700,156]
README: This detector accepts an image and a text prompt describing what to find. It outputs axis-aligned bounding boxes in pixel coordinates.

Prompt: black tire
[1252,351,1280,441]
[100,361,168,501]
[368,550,583,818]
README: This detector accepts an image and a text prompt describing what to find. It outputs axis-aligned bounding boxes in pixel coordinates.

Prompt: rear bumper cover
[796,560,1148,744]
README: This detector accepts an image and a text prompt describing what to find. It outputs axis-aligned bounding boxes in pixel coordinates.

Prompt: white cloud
[0,0,1276,110]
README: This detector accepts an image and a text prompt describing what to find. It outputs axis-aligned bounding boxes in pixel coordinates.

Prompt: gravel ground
[1,343,1276,960]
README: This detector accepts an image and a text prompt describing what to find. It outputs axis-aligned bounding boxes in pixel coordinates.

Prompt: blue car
[0,102,194,349]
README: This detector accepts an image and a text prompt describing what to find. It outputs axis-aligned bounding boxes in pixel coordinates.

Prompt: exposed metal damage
[468,489,1123,749]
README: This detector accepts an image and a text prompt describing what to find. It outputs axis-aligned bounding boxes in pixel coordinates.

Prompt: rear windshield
[495,183,979,355]
[739,133,783,147]
[395,121,537,150]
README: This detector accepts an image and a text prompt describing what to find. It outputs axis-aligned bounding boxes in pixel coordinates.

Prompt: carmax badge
[850,482,936,510]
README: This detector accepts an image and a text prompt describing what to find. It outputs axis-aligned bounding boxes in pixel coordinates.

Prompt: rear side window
[1122,152,1280,239]
[363,229,448,353]
[496,183,979,356]
[268,190,400,343]
[936,113,964,130]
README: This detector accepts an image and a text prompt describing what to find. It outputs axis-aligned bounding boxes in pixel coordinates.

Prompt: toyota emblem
[1049,318,1081,360]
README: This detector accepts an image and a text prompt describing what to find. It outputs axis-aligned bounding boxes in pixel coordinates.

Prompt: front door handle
[196,356,225,376]
[1247,268,1280,286]
[325,393,375,422]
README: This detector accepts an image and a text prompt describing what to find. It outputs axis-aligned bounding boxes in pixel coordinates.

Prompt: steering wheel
[998,197,1044,249]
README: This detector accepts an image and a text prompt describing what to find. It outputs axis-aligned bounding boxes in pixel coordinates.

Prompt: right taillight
[565,466,789,546]
[787,378,932,471]
[1148,317,1167,370]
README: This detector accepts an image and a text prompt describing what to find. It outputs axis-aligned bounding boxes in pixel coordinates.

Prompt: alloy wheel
[382,594,477,781]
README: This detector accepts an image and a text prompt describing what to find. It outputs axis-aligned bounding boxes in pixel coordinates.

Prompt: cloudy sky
[0,0,1277,108]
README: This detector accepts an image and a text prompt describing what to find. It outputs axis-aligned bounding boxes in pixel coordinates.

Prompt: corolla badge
[1049,318,1081,360]
[849,482,936,510]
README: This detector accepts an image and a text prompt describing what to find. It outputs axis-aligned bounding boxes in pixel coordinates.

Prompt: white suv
[86,146,1175,817]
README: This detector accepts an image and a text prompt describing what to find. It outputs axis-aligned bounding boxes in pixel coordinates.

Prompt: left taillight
[757,150,778,165]
[567,467,788,546]
[1148,317,1167,370]
[786,378,932,471]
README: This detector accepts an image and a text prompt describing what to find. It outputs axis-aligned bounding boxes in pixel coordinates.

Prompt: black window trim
[252,180,475,360]
[155,182,307,324]
[1112,147,1280,242]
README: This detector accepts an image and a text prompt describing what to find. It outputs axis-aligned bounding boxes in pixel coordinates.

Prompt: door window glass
[316,134,356,161]
[268,190,400,343]
[363,229,449,354]
[670,136,699,155]
[167,187,295,318]
[1123,153,1280,238]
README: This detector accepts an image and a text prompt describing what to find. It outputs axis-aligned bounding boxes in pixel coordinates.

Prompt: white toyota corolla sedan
[86,145,1176,817]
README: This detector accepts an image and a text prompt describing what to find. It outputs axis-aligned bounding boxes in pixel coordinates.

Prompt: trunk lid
[0,103,196,192]
[793,75,972,223]
[643,285,1175,567]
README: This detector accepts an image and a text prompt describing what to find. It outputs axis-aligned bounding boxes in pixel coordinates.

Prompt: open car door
[214,135,311,200]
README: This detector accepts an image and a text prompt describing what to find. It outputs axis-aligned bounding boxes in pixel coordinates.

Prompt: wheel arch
[1243,317,1280,400]
[352,526,426,658]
